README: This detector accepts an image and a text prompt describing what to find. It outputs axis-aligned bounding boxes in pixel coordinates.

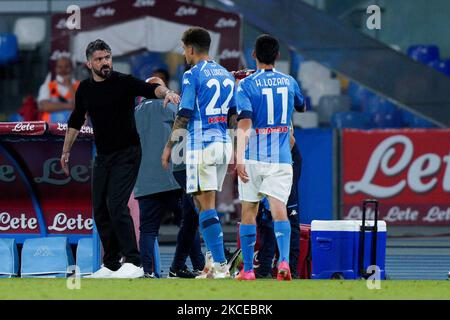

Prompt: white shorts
[186,142,232,194]
[238,160,293,204]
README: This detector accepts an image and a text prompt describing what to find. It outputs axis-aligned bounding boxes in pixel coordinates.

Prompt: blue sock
[274,221,291,264]
[196,208,210,253]
[239,224,257,272]
[199,209,226,264]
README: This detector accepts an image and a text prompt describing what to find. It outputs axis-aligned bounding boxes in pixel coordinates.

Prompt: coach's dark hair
[85,39,111,60]
[181,27,211,54]
[254,34,279,65]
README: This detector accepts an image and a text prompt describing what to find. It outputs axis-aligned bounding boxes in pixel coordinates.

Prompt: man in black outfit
[60,39,180,278]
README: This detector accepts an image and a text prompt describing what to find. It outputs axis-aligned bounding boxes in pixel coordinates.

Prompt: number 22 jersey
[178,60,235,151]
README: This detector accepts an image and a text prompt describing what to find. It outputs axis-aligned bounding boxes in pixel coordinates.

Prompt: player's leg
[268,196,292,281]
[195,190,227,265]
[236,200,259,280]
[236,161,263,280]
[261,163,293,281]
[287,204,300,279]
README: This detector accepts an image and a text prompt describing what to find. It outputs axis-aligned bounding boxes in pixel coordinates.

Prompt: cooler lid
[311,220,386,232]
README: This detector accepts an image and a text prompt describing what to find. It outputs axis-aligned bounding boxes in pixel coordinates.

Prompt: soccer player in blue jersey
[235,34,306,281]
[161,27,234,279]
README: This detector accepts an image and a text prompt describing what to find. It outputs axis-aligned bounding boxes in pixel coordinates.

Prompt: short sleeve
[236,80,253,120]
[177,70,196,118]
[292,78,305,112]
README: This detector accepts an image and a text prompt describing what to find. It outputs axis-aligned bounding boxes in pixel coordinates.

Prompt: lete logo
[0,212,38,231]
[93,7,115,18]
[345,135,450,198]
[50,50,71,61]
[12,123,35,132]
[34,158,91,185]
[48,213,93,232]
[175,6,197,16]
[220,49,240,60]
[133,0,156,7]
[215,18,237,28]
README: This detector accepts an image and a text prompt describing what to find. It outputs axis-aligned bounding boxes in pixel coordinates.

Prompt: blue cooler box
[311,220,386,280]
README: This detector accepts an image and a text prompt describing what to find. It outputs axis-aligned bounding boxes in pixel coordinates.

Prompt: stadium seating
[298,61,331,93]
[76,238,94,276]
[13,17,46,50]
[289,50,305,77]
[21,237,74,278]
[0,33,18,65]
[347,82,375,111]
[316,95,351,125]
[292,111,318,128]
[331,111,368,129]
[308,79,341,107]
[0,238,19,278]
[402,110,437,128]
[364,96,403,128]
[407,45,440,65]
[429,59,450,77]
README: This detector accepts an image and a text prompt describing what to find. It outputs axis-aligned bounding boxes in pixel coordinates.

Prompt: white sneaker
[110,263,144,279]
[210,262,230,279]
[195,251,214,279]
[84,266,114,279]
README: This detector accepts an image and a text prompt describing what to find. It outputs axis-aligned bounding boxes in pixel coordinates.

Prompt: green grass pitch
[0,279,449,300]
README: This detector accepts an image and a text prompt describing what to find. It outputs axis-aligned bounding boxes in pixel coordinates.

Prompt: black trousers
[92,145,142,271]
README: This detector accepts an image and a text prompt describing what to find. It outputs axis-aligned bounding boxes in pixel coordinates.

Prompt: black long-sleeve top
[68,71,160,155]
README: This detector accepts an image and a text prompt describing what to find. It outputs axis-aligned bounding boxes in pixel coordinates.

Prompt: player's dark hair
[181,27,211,54]
[86,39,111,60]
[254,34,279,65]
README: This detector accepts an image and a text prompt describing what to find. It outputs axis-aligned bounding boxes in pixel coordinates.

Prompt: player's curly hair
[255,34,279,65]
[181,27,211,54]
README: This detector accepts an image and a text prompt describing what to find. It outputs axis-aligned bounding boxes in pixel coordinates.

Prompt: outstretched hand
[164,91,181,108]
[60,152,70,176]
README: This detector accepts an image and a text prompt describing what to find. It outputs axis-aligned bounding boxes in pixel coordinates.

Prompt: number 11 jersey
[236,68,305,164]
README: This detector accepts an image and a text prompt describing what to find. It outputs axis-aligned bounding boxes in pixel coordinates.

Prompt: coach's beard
[93,65,112,79]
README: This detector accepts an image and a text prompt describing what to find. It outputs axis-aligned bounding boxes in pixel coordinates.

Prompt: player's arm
[236,117,252,182]
[228,107,238,129]
[161,71,195,170]
[235,81,253,182]
[292,77,306,112]
[227,89,238,129]
[61,85,85,176]
[129,75,180,107]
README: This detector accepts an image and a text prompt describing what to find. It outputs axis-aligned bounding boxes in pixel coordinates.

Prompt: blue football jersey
[178,60,234,150]
[236,69,304,164]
